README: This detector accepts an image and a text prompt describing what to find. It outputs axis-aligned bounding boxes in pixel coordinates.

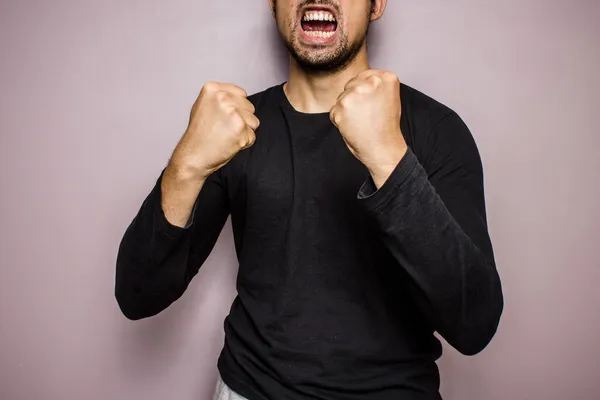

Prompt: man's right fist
[170,82,259,181]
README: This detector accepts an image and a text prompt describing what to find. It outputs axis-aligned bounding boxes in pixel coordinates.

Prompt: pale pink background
[1,0,599,399]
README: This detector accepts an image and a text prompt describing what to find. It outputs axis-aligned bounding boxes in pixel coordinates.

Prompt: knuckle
[334,113,342,126]
[353,84,366,94]
[339,95,352,108]
[223,104,237,115]
[215,90,229,103]
[231,114,246,132]
[239,134,253,148]
[250,116,260,129]
[240,98,254,113]
[382,71,399,83]
[369,75,383,85]
[203,81,219,93]
[330,108,341,125]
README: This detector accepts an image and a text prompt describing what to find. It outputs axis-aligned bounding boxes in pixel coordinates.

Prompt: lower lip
[299,25,338,45]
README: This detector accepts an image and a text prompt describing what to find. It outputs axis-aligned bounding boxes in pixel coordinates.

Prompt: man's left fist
[330,69,408,188]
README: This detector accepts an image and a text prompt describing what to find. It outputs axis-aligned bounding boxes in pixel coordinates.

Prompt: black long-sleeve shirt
[115,82,503,400]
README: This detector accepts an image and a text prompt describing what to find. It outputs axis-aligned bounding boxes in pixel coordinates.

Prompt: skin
[270,0,408,187]
[161,0,407,227]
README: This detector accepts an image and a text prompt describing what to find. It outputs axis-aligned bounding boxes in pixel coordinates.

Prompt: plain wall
[1,0,599,399]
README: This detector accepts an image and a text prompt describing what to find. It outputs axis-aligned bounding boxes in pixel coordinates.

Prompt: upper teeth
[303,11,336,22]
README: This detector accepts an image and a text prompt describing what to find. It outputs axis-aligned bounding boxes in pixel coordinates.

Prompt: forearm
[161,161,207,228]
[115,170,196,319]
[115,167,230,320]
[359,149,503,355]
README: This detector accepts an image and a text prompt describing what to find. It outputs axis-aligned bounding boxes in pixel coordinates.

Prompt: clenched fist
[171,82,259,181]
[330,69,408,188]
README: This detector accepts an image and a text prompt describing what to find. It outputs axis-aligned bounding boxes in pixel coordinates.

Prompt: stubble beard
[275,1,371,75]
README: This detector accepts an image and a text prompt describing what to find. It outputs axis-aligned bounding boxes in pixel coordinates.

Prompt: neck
[283,45,370,114]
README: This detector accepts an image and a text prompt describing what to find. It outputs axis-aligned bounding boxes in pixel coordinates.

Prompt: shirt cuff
[356,147,419,211]
[183,199,198,229]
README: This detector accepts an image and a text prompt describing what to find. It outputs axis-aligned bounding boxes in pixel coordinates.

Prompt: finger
[336,83,356,103]
[343,75,360,91]
[220,91,256,113]
[344,69,374,90]
[238,109,260,131]
[335,89,346,104]
[343,78,371,93]
[237,97,256,114]
[343,71,378,93]
[335,89,354,107]
[357,68,380,79]
[203,82,248,99]
[247,129,257,147]
[217,83,248,98]
[240,125,257,149]
[329,105,339,127]
[343,78,361,92]
[342,69,375,91]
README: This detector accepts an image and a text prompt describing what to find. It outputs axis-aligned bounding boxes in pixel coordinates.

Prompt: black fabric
[115,82,503,400]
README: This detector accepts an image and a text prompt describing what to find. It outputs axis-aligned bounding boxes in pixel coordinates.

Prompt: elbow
[115,287,153,321]
[113,233,196,321]
[115,290,168,321]
[454,259,505,355]
[114,273,166,321]
[114,251,166,321]
[119,307,146,321]
[447,292,504,356]
[116,301,145,321]
[114,271,183,321]
[114,263,152,320]
[451,328,497,356]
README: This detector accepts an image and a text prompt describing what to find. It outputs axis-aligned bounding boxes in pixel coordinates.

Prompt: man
[115,0,504,399]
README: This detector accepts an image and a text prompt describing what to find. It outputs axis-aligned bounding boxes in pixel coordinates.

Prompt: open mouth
[300,8,338,39]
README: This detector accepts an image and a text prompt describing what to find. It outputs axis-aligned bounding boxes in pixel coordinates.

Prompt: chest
[241,117,368,218]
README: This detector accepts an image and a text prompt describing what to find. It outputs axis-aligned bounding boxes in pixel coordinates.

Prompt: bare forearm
[161,162,207,228]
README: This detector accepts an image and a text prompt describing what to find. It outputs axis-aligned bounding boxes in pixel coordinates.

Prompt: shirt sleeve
[115,167,230,320]
[357,111,503,355]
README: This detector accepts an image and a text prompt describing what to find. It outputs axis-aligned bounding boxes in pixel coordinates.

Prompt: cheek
[274,4,291,32]
[276,14,291,36]
[342,16,368,39]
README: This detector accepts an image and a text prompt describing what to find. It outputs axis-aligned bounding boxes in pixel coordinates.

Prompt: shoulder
[400,82,456,142]
[247,84,283,113]
[247,88,268,107]
[400,82,478,167]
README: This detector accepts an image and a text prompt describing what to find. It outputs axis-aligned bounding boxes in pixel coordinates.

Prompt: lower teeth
[306,31,334,38]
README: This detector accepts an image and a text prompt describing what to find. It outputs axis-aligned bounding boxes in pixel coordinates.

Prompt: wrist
[165,160,209,187]
[367,144,408,189]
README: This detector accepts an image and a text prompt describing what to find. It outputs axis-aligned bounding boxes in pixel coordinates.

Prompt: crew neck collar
[275,82,332,118]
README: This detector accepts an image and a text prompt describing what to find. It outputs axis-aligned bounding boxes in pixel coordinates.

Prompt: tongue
[302,20,336,32]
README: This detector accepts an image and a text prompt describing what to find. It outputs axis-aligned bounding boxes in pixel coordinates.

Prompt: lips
[299,6,339,44]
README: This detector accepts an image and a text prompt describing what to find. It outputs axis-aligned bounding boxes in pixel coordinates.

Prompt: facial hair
[274,0,372,75]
